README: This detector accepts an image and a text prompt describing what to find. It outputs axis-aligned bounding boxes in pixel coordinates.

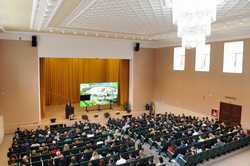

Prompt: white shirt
[192,131,199,136]
[116,158,126,165]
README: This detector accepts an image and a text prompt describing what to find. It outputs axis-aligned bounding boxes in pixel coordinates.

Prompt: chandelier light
[163,0,223,49]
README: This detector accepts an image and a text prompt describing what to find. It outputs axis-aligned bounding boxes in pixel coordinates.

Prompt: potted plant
[123,103,131,113]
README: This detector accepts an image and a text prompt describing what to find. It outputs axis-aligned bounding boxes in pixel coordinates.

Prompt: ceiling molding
[1,31,250,49]
[30,0,38,29]
[47,26,154,41]
[0,32,32,41]
[45,0,65,28]
[30,0,64,30]
[2,29,152,44]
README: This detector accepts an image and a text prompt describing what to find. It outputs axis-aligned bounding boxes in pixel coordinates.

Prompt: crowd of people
[7,112,250,166]
[8,120,153,166]
[108,113,249,163]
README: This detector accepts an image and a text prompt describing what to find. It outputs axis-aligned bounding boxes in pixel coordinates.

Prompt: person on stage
[65,100,74,119]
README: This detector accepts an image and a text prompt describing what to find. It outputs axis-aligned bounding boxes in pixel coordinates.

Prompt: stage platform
[42,103,145,126]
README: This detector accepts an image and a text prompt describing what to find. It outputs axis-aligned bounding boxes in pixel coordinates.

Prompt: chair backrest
[79,160,88,166]
[31,161,42,166]
[31,156,41,162]
[137,156,152,166]
[41,154,51,160]
[43,159,53,166]
[176,156,186,166]
[91,159,100,166]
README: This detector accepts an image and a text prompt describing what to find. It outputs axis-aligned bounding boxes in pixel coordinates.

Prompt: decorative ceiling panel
[55,0,250,42]
[2,0,250,44]
[61,0,173,35]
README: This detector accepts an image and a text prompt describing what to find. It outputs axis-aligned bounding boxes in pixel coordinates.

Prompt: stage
[42,103,145,126]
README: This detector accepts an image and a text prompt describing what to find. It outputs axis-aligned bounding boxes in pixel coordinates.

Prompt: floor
[1,104,250,166]
[42,104,144,126]
[202,146,250,166]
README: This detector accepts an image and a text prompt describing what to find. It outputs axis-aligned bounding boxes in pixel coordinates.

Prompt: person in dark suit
[65,100,74,119]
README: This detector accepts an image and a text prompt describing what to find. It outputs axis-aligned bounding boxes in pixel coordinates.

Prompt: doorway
[219,102,242,126]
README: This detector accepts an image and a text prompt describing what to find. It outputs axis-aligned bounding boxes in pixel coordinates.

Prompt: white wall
[0,32,146,118]
[154,102,212,119]
[38,34,134,59]
[129,59,134,109]
[0,39,39,133]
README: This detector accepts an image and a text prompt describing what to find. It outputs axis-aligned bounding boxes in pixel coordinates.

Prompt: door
[219,102,242,126]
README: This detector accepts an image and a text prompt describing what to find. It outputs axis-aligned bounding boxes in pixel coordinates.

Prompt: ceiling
[1,0,250,46]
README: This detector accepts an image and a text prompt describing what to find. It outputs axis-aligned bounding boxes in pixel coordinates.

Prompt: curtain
[40,58,129,117]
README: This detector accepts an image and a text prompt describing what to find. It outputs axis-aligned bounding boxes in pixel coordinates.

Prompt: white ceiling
[1,0,250,46]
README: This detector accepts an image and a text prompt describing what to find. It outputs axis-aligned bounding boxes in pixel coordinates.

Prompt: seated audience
[156,156,166,166]
[8,112,249,166]
[69,156,78,166]
[107,158,115,166]
[90,151,103,160]
[99,159,105,166]
[116,155,127,165]
[213,138,225,148]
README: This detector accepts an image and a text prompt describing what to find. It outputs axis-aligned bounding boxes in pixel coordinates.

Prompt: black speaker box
[134,42,140,52]
[32,35,37,47]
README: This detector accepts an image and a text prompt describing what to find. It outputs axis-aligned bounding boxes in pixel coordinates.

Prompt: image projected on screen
[80,82,118,108]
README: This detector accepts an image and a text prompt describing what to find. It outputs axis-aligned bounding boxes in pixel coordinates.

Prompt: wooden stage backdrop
[40,58,129,118]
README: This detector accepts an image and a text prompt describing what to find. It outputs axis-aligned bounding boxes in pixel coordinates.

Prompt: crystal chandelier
[163,0,222,49]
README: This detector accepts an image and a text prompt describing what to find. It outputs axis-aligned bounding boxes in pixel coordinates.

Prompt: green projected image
[80,82,118,108]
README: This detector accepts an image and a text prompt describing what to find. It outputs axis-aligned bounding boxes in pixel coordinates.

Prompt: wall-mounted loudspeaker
[134,42,140,52]
[32,35,37,47]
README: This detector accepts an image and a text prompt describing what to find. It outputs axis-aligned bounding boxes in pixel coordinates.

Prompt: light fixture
[163,0,224,49]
